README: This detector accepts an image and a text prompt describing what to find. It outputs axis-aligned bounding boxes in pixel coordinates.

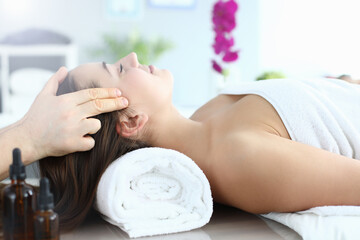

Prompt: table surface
[61,204,302,240]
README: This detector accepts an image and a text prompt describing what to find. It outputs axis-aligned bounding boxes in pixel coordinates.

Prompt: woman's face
[71,52,174,114]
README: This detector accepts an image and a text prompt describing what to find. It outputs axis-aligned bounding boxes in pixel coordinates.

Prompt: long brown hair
[39,73,150,231]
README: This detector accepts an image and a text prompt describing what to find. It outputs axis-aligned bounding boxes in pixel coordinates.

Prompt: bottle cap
[9,148,26,180]
[38,177,55,211]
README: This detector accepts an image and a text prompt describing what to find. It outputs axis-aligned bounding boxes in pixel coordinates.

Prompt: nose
[127,52,139,67]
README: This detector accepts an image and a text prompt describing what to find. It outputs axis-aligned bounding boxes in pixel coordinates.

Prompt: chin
[163,69,173,78]
[166,70,174,85]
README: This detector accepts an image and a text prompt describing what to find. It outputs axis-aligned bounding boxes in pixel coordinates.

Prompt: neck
[146,104,212,172]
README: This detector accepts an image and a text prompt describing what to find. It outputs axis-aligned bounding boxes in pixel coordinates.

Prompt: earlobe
[116,114,149,138]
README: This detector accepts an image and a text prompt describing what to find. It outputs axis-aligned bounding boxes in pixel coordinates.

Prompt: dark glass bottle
[2,148,35,240]
[34,177,59,240]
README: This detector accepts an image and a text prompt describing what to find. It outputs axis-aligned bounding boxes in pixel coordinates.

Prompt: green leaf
[88,32,174,64]
[256,71,286,81]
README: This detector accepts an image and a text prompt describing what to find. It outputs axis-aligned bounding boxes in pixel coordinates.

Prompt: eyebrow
[102,61,111,76]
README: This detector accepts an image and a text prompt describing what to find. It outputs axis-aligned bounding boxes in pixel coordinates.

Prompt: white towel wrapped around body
[219,78,360,240]
[95,147,213,238]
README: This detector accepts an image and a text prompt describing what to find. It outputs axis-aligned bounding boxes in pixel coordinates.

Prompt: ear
[116,113,149,138]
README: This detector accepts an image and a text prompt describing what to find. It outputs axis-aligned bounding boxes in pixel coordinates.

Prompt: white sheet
[262,206,360,240]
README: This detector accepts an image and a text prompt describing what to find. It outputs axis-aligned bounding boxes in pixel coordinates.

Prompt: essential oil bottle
[2,148,36,240]
[34,177,59,240]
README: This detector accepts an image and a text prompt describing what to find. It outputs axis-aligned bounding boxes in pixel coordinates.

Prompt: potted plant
[90,31,174,65]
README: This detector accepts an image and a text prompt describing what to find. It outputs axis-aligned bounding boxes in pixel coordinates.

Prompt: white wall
[259,0,360,79]
[0,0,260,108]
[2,0,359,108]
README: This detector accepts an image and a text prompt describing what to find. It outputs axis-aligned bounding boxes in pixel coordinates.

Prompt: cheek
[125,72,150,92]
[120,72,152,103]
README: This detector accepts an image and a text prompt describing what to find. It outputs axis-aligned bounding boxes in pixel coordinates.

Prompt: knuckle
[108,88,114,97]
[88,88,98,100]
[93,99,103,111]
[114,98,121,108]
[62,110,74,121]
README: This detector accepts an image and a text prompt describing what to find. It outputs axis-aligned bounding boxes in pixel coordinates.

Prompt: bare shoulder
[209,130,360,213]
[210,129,348,178]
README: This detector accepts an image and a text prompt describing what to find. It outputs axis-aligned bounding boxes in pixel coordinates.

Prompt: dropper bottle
[2,148,36,240]
[34,177,59,240]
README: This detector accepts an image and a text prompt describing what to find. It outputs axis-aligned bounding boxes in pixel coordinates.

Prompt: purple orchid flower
[222,50,239,62]
[212,60,223,74]
[212,34,234,55]
[211,0,239,75]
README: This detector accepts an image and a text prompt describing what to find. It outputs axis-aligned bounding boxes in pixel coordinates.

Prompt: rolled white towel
[95,147,213,238]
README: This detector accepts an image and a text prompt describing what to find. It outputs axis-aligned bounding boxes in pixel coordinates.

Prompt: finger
[79,97,128,118]
[65,88,123,106]
[41,67,68,95]
[80,118,102,135]
[77,136,96,152]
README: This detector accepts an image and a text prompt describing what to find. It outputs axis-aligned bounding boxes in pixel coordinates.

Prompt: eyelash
[119,64,123,73]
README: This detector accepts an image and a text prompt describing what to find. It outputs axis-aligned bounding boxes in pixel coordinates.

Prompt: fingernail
[122,98,128,106]
[116,89,122,97]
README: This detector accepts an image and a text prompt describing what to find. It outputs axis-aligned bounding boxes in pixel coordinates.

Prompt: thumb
[41,66,68,95]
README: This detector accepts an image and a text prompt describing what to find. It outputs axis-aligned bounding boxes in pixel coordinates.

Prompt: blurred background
[0,0,360,127]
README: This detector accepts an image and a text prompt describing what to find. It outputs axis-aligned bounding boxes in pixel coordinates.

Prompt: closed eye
[119,63,123,73]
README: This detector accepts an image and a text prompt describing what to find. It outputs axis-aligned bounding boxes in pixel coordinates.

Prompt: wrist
[15,119,44,165]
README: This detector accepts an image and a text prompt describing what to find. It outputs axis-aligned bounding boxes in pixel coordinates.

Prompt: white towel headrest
[96,147,213,238]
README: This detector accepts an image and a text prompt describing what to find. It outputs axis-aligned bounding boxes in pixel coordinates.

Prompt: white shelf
[0,44,78,113]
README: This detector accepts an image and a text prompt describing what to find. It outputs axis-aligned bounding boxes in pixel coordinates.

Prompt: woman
[40,52,360,231]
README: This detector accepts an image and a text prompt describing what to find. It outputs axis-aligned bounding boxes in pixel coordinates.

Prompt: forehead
[71,62,108,88]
